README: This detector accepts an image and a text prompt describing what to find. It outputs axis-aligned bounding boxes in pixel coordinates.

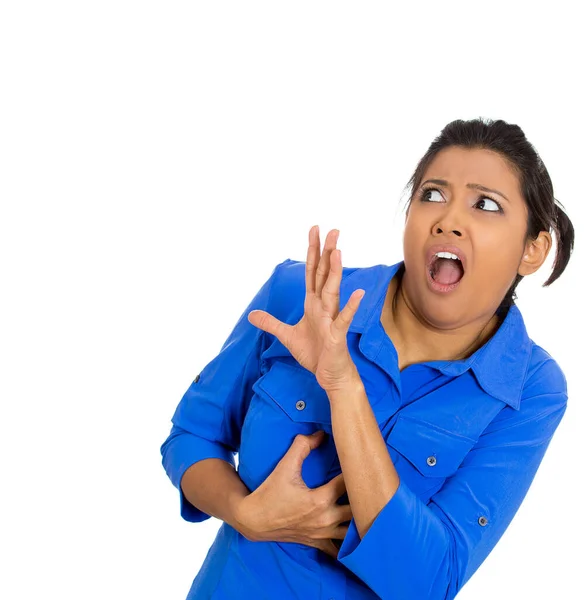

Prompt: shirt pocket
[385,414,477,502]
[238,359,338,491]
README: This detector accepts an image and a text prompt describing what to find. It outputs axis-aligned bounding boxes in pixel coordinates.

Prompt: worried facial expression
[402,146,538,328]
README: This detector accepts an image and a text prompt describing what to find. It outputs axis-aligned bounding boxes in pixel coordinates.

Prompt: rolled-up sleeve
[337,358,568,600]
[160,258,290,522]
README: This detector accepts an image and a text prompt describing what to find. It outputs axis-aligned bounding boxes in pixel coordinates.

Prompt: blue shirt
[160,258,568,600]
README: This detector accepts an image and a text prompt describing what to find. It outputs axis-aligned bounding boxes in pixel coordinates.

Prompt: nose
[432,210,464,238]
[433,224,463,237]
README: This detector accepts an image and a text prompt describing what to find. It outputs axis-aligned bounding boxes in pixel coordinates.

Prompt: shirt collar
[340,260,531,410]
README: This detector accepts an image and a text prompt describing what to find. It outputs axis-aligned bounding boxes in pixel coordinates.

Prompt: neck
[383,270,501,369]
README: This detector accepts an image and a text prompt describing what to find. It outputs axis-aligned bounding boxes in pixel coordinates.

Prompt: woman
[161,118,574,599]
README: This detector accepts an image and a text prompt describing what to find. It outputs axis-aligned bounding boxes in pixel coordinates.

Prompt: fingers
[320,247,342,320]
[325,472,347,500]
[331,524,350,539]
[317,539,340,560]
[324,473,352,524]
[315,229,339,300]
[306,226,339,301]
[331,287,365,339]
[334,503,353,525]
[305,225,321,296]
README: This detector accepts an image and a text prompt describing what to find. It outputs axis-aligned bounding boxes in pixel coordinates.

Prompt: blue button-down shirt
[160,258,568,600]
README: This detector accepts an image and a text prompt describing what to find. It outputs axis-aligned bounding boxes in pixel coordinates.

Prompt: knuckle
[317,513,332,529]
[314,494,330,511]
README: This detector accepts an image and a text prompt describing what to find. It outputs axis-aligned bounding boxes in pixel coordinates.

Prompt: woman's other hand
[247,225,365,393]
[234,430,351,559]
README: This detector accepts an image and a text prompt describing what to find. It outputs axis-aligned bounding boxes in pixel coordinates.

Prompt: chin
[404,271,467,328]
[420,297,468,329]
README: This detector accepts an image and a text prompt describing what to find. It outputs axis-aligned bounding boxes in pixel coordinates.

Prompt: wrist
[323,369,364,398]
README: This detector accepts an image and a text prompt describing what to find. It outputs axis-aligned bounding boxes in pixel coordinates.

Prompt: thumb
[284,431,325,474]
[248,309,289,341]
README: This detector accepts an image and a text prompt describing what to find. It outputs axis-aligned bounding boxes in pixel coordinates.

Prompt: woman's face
[402,145,531,329]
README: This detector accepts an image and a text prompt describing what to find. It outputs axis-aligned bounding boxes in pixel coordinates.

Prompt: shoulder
[520,342,568,410]
[525,343,567,394]
[486,303,568,411]
[484,341,568,435]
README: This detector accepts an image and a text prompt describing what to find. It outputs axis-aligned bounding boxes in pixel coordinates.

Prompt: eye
[420,188,444,203]
[418,186,504,214]
[476,197,503,213]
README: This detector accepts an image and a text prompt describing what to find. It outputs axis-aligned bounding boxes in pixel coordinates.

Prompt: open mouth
[427,252,465,291]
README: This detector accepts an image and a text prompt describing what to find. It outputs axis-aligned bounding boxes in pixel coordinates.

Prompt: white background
[1,2,586,599]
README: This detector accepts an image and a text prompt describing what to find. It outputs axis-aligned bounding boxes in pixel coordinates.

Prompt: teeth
[435,251,460,261]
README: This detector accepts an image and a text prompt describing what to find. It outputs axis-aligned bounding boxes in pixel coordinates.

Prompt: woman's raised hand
[247,225,365,392]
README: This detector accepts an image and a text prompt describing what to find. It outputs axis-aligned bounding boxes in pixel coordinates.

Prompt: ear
[517,231,552,277]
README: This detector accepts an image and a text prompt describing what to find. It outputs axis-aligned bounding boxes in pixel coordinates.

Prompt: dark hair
[403,117,575,316]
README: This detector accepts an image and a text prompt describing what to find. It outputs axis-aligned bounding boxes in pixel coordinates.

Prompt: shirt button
[426,456,437,466]
[478,516,488,526]
[193,374,200,383]
[296,400,306,410]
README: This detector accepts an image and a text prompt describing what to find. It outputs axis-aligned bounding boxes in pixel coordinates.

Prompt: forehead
[422,146,521,197]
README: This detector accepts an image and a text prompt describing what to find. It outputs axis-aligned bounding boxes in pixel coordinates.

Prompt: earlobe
[517,231,552,276]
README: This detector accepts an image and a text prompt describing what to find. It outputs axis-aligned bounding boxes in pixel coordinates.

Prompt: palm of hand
[248,226,365,392]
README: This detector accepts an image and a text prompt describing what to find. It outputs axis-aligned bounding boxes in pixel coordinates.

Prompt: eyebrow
[420,179,510,203]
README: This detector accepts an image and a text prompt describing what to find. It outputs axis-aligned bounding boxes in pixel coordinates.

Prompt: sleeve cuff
[337,477,416,562]
[162,433,235,522]
[337,477,448,595]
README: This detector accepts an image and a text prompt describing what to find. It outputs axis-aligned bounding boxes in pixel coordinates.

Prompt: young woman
[161,118,575,599]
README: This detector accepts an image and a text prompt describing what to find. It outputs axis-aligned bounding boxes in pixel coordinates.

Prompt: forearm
[327,374,400,539]
[180,458,251,534]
